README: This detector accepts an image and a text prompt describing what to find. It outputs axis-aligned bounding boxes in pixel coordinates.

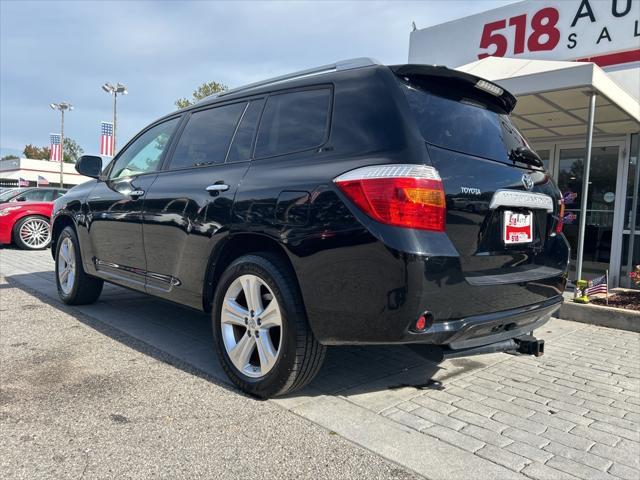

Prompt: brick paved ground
[374,326,640,480]
[2,247,639,479]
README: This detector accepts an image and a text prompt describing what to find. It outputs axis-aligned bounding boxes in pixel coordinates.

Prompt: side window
[226,99,265,163]
[169,102,246,169]
[41,190,56,201]
[255,89,331,158]
[17,189,51,201]
[109,117,180,179]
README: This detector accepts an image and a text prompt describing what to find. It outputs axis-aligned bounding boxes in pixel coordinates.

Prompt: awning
[457,56,640,287]
[457,57,640,140]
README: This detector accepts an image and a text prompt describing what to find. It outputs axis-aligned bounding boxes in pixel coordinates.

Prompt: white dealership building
[410,0,640,288]
[0,157,92,189]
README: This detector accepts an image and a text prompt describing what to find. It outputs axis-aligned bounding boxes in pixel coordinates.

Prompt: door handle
[129,189,145,198]
[206,184,230,193]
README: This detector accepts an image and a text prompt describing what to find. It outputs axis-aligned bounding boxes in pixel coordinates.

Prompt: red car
[0,187,67,250]
[0,201,55,250]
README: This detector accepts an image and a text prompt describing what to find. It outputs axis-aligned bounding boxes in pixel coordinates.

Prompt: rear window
[255,88,331,158]
[400,79,528,164]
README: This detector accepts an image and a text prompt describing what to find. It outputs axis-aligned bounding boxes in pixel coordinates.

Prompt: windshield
[400,79,537,167]
[0,188,22,202]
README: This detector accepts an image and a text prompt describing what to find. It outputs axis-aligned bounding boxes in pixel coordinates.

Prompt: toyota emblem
[522,173,534,191]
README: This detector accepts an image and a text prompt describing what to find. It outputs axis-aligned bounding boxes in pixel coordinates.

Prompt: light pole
[102,82,127,153]
[50,102,73,187]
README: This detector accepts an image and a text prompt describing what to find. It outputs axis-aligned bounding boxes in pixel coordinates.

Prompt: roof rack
[216,57,381,98]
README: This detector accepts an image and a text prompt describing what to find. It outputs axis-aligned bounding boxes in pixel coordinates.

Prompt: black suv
[52,59,569,398]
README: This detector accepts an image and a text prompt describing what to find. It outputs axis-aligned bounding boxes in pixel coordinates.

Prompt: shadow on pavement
[6,270,452,400]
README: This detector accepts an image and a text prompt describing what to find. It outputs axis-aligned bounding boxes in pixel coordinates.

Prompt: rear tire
[55,226,103,305]
[212,253,326,398]
[13,215,51,250]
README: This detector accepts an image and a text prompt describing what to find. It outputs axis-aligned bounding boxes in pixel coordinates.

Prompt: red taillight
[556,199,565,234]
[334,164,446,232]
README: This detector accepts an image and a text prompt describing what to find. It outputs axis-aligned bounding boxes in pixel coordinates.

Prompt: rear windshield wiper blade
[509,147,543,168]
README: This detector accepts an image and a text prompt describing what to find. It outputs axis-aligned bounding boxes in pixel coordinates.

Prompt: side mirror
[75,155,103,179]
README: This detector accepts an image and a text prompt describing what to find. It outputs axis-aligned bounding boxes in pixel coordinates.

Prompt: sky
[0,0,517,158]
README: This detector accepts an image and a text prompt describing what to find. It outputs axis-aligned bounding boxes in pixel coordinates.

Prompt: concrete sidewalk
[2,247,639,479]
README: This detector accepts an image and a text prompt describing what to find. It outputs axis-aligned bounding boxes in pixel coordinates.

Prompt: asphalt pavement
[0,273,418,480]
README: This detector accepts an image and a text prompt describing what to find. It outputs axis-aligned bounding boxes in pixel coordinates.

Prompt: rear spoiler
[389,64,517,114]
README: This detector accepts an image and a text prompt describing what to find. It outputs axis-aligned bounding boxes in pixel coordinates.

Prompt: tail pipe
[414,335,545,363]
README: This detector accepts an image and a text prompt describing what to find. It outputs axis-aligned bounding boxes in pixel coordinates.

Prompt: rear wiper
[509,147,543,168]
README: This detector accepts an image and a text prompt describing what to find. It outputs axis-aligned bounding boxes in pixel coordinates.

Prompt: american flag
[18,177,29,187]
[586,273,608,297]
[50,133,62,162]
[100,122,114,156]
[37,175,49,186]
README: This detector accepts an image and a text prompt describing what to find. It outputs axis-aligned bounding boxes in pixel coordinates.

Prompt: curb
[558,301,640,333]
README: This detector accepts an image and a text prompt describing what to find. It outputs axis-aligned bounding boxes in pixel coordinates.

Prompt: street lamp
[50,102,73,187]
[102,82,127,153]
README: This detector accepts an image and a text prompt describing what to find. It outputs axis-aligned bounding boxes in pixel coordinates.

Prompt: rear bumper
[419,296,561,349]
[295,227,567,345]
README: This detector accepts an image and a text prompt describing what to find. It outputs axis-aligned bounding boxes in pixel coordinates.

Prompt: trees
[23,144,50,160]
[175,81,228,109]
[1,154,19,160]
[63,138,83,163]
[23,138,83,163]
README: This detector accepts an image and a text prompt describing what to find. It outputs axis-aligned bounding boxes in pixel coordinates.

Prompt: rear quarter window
[255,88,331,158]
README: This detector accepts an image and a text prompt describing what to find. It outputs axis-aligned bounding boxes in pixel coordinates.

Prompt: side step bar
[412,335,545,364]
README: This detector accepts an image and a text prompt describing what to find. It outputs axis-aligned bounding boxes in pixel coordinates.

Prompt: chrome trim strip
[95,258,180,286]
[465,266,564,286]
[489,189,553,212]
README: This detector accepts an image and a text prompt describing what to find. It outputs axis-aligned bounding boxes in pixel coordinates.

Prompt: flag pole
[50,102,72,188]
[113,92,117,153]
[60,108,64,187]
[605,269,609,306]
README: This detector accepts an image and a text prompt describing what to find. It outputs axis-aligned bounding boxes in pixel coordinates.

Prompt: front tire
[55,226,103,305]
[13,215,51,250]
[212,253,326,398]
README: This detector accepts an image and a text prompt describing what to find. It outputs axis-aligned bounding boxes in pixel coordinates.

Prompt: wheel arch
[51,214,77,259]
[203,233,299,313]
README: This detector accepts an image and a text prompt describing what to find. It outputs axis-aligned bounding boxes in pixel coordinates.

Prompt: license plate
[503,210,533,244]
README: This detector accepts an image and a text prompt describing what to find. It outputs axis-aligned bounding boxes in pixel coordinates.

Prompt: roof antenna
[411,21,417,32]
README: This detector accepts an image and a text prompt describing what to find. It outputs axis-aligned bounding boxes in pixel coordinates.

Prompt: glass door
[556,144,624,282]
[621,134,640,288]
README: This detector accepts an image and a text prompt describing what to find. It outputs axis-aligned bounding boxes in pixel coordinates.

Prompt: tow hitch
[514,334,545,357]
[412,335,545,364]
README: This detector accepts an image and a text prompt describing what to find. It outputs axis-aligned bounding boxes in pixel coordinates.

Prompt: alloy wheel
[19,217,51,249]
[57,237,76,295]
[221,274,283,378]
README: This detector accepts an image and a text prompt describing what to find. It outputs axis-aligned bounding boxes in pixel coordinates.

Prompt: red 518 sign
[478,7,560,59]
